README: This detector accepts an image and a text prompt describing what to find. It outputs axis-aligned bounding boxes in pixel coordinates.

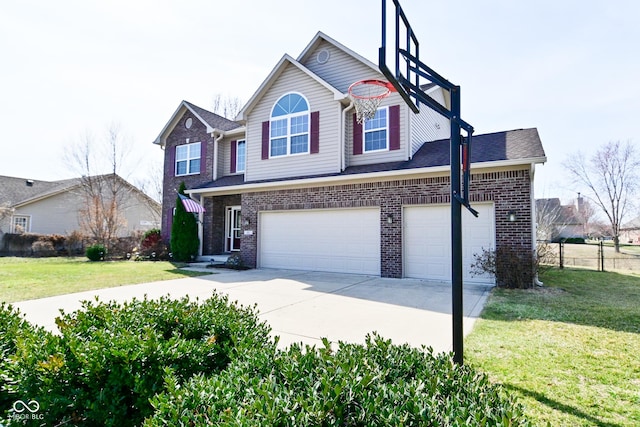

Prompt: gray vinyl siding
[218,138,231,177]
[13,191,80,235]
[245,64,341,182]
[410,88,450,156]
[301,40,380,93]
[13,190,160,237]
[346,92,410,167]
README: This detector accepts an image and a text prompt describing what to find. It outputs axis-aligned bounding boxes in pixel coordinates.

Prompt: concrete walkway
[13,269,492,354]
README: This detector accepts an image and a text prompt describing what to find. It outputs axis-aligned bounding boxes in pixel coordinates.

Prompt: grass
[0,257,211,303]
[466,268,640,426]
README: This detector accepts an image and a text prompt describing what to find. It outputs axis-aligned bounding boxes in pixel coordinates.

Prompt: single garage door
[259,208,380,275]
[403,203,495,283]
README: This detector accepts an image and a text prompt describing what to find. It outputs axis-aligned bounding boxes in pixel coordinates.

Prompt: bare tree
[575,195,598,238]
[0,202,14,234]
[565,140,640,252]
[134,161,164,204]
[211,93,243,119]
[64,123,143,250]
[535,198,567,242]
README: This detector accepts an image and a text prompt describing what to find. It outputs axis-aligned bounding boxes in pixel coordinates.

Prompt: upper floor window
[270,93,309,157]
[236,140,246,172]
[175,142,201,175]
[11,215,30,233]
[363,107,388,152]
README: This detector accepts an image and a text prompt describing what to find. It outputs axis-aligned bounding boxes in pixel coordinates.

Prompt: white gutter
[341,102,355,171]
[211,130,224,181]
[186,156,547,197]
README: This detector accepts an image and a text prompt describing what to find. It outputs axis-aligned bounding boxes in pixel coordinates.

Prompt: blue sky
[1,0,638,203]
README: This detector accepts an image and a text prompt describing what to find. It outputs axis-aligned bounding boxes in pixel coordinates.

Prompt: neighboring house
[153,32,546,284]
[536,198,586,241]
[621,216,640,244]
[0,174,160,239]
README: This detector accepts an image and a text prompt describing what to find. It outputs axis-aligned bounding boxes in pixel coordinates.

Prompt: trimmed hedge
[2,299,532,426]
[146,335,532,426]
[1,295,274,426]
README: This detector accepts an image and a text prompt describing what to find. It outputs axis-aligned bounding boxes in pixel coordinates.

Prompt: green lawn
[0,257,210,303]
[466,268,640,426]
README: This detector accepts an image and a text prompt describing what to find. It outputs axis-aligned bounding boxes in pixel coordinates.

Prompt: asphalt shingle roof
[0,176,81,206]
[193,128,545,191]
[183,101,242,132]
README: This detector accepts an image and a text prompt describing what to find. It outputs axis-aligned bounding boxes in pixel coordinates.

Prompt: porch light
[507,211,517,222]
[387,214,393,224]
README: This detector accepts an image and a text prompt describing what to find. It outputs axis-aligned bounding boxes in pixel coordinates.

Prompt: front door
[225,206,242,252]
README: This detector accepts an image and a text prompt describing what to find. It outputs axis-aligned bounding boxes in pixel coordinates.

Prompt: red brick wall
[161,112,213,243]
[239,168,532,278]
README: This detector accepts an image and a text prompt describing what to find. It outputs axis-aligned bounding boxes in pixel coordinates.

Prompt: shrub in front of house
[1,294,274,427]
[170,183,200,262]
[224,252,247,269]
[471,245,537,288]
[1,298,531,426]
[30,239,56,257]
[0,303,48,417]
[146,334,532,426]
[139,228,169,260]
[85,243,107,261]
[563,237,586,244]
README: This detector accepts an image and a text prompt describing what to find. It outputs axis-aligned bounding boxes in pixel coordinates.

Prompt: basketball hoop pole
[450,87,464,366]
[380,0,478,365]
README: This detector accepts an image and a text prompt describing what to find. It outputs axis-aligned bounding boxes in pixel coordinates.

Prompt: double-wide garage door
[404,203,495,284]
[259,208,380,275]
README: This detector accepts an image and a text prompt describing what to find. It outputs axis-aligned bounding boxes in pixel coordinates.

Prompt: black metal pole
[450,86,463,365]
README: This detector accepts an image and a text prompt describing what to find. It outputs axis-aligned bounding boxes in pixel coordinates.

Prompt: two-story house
[153,32,546,283]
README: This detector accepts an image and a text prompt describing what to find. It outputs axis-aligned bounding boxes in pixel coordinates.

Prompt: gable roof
[0,174,159,209]
[236,53,345,121]
[296,31,380,74]
[153,100,241,146]
[0,175,81,207]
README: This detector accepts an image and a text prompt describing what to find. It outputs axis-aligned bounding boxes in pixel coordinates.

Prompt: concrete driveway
[13,269,491,354]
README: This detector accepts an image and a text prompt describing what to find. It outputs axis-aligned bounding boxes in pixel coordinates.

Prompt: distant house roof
[0,174,158,209]
[622,216,640,230]
[0,175,81,207]
[536,198,583,225]
[190,128,546,193]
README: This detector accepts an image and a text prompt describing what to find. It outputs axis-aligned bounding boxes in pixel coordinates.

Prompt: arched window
[270,93,310,157]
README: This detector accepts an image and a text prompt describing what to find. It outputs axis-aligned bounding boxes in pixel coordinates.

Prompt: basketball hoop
[348,79,396,124]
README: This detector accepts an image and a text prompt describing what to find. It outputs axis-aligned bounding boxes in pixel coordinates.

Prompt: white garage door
[259,208,380,275]
[404,203,495,283]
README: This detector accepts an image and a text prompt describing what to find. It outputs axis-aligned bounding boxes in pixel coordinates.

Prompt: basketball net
[348,80,394,124]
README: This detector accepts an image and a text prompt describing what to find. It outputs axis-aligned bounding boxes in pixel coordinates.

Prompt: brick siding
[238,168,532,278]
[161,111,214,242]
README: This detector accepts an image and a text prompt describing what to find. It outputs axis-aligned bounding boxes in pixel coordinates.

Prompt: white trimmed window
[270,93,310,157]
[237,140,246,172]
[11,215,30,233]
[175,142,201,176]
[364,107,388,152]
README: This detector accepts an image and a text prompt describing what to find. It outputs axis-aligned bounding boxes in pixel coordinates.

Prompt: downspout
[196,194,205,258]
[212,130,224,181]
[341,102,355,171]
